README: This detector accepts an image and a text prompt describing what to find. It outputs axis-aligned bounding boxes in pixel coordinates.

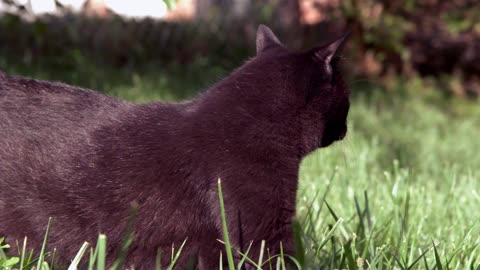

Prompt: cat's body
[0,26,349,269]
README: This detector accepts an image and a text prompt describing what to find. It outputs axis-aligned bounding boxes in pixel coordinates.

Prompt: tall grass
[1,66,479,269]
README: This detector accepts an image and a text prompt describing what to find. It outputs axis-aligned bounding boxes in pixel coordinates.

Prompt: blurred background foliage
[0,0,479,98]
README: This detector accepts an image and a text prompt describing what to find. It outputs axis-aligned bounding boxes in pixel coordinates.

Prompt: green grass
[298,92,480,269]
[1,63,480,269]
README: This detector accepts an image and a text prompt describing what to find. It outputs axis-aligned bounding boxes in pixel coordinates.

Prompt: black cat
[0,25,349,269]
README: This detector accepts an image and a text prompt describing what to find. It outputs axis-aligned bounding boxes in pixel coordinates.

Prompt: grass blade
[364,191,372,230]
[97,234,107,270]
[284,255,302,270]
[315,218,344,255]
[354,195,366,238]
[407,246,432,270]
[267,248,273,270]
[257,240,265,270]
[167,238,188,270]
[279,242,286,270]
[432,241,443,270]
[88,241,100,270]
[324,200,339,222]
[19,237,27,270]
[219,251,223,270]
[218,178,235,270]
[423,251,431,270]
[399,192,410,244]
[50,248,56,270]
[217,239,261,269]
[68,241,89,270]
[344,240,357,270]
[236,241,252,270]
[36,217,52,270]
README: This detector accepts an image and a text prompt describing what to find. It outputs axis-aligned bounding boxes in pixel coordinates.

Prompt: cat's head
[254,25,350,153]
[203,25,350,156]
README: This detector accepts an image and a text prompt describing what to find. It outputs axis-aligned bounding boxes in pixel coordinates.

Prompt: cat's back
[0,71,129,128]
[0,71,132,181]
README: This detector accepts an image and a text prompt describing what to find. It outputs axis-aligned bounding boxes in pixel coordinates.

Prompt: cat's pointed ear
[312,32,350,75]
[256,24,283,54]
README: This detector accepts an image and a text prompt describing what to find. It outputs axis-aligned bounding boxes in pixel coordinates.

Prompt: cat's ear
[312,32,350,75]
[256,24,283,54]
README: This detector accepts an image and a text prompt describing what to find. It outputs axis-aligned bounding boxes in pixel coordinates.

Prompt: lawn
[1,62,480,269]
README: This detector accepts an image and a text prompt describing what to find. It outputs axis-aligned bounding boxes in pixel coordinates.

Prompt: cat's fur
[0,25,349,269]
